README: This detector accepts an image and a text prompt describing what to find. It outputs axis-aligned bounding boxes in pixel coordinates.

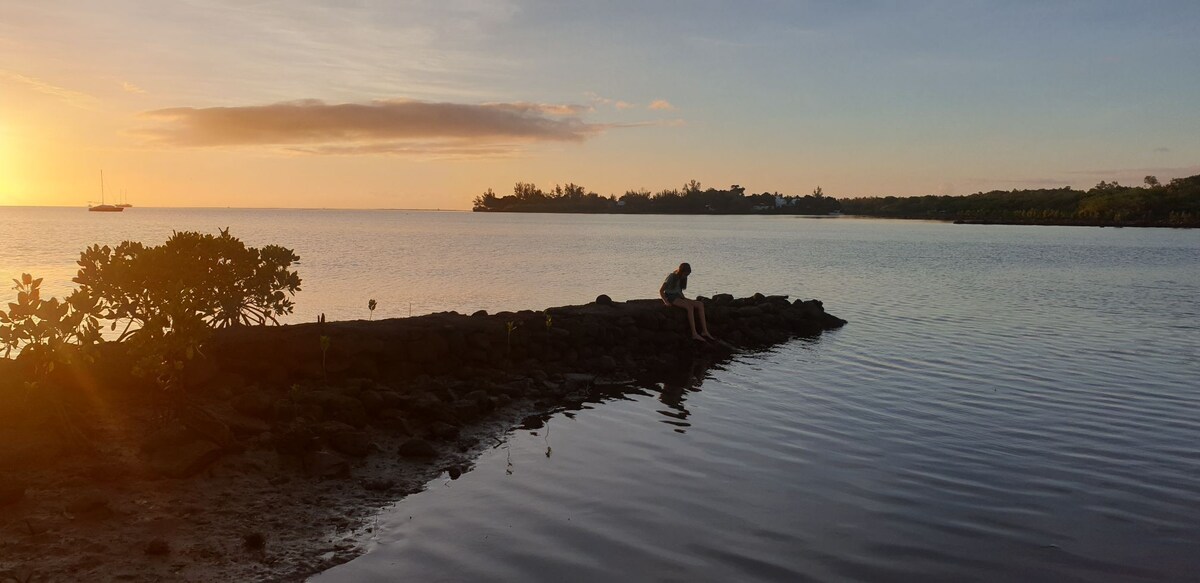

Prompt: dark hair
[676,262,690,290]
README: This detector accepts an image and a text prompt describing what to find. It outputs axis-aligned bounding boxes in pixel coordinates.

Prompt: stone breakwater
[189,294,845,474]
[207,294,846,387]
[0,294,843,582]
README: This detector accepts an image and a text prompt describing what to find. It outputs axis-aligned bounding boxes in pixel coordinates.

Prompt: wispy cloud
[1066,165,1200,177]
[122,81,147,94]
[648,99,676,111]
[1152,147,1171,153]
[134,98,633,156]
[0,69,97,108]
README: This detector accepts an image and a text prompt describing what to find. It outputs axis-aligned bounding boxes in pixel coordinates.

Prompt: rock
[398,438,437,458]
[144,539,170,556]
[273,424,320,456]
[66,494,110,516]
[362,478,395,492]
[183,357,222,391]
[0,478,26,506]
[563,373,595,392]
[712,293,734,305]
[471,310,488,317]
[148,439,223,479]
[359,389,384,413]
[427,421,459,441]
[243,532,267,551]
[595,294,614,305]
[598,355,618,372]
[177,404,235,448]
[452,400,480,420]
[231,388,276,419]
[328,429,372,458]
[272,399,300,424]
[447,466,462,480]
[223,414,271,438]
[296,390,368,428]
[378,410,414,435]
[303,450,350,479]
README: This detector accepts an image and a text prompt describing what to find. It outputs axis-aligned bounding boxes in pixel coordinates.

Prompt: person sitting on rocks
[660,262,716,342]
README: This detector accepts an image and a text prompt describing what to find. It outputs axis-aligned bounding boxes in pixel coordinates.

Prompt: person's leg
[672,298,703,340]
[696,302,715,338]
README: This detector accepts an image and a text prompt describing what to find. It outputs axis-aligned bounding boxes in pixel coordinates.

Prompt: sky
[2,0,1198,209]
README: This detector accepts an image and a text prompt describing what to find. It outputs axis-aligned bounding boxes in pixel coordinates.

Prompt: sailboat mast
[101,170,106,204]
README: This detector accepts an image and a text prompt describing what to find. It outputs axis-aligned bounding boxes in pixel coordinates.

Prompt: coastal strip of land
[470,175,1200,228]
[0,293,844,582]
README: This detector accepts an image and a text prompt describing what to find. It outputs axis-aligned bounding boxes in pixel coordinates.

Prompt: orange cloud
[134,99,608,154]
[648,99,676,111]
[122,81,147,94]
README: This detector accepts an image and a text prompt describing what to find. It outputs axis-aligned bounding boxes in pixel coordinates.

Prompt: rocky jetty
[0,294,843,582]
[206,293,843,385]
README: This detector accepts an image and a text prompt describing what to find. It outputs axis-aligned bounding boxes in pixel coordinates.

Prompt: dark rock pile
[204,294,844,386]
[166,294,845,479]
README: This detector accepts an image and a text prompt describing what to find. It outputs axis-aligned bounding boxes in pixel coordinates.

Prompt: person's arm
[660,275,672,305]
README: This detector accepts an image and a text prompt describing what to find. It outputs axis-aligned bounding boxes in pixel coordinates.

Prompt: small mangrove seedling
[506,320,518,354]
[368,299,377,320]
[319,335,331,380]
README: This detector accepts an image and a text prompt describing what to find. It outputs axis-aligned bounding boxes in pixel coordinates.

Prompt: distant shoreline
[472,176,1200,228]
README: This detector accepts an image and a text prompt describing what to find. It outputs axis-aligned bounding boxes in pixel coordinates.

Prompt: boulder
[177,404,235,448]
[66,494,111,516]
[231,389,276,420]
[427,421,460,441]
[148,439,223,479]
[296,390,368,428]
[398,438,437,458]
[328,429,372,458]
[303,450,350,479]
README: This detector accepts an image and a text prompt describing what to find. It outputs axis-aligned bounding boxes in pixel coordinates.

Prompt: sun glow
[0,123,22,205]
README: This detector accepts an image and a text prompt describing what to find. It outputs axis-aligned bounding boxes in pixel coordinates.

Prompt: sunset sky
[2,1,1198,209]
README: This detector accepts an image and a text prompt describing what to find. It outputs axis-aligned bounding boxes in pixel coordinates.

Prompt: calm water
[3,208,1198,582]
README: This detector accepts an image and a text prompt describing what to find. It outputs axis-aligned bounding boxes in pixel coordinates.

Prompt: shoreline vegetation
[472,174,1200,228]
[0,231,845,582]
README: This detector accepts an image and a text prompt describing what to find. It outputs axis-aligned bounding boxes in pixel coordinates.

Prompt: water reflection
[515,350,752,444]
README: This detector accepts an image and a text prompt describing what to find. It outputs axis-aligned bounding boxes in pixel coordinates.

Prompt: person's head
[677,262,691,276]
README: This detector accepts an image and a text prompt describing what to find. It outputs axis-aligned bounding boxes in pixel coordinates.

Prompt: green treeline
[472,181,840,215]
[841,175,1200,227]
[472,174,1200,227]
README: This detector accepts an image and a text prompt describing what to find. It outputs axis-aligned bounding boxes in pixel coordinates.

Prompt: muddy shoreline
[0,294,844,582]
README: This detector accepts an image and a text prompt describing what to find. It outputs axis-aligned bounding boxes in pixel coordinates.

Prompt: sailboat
[116,189,133,208]
[88,171,123,212]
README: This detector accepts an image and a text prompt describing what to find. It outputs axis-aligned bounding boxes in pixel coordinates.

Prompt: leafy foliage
[67,228,301,390]
[74,228,301,341]
[0,274,102,377]
[1,229,301,394]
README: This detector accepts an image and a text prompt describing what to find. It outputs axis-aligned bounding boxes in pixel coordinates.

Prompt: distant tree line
[472,181,841,215]
[841,175,1200,227]
[473,174,1200,227]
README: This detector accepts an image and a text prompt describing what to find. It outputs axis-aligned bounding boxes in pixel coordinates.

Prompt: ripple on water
[1,210,1193,582]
